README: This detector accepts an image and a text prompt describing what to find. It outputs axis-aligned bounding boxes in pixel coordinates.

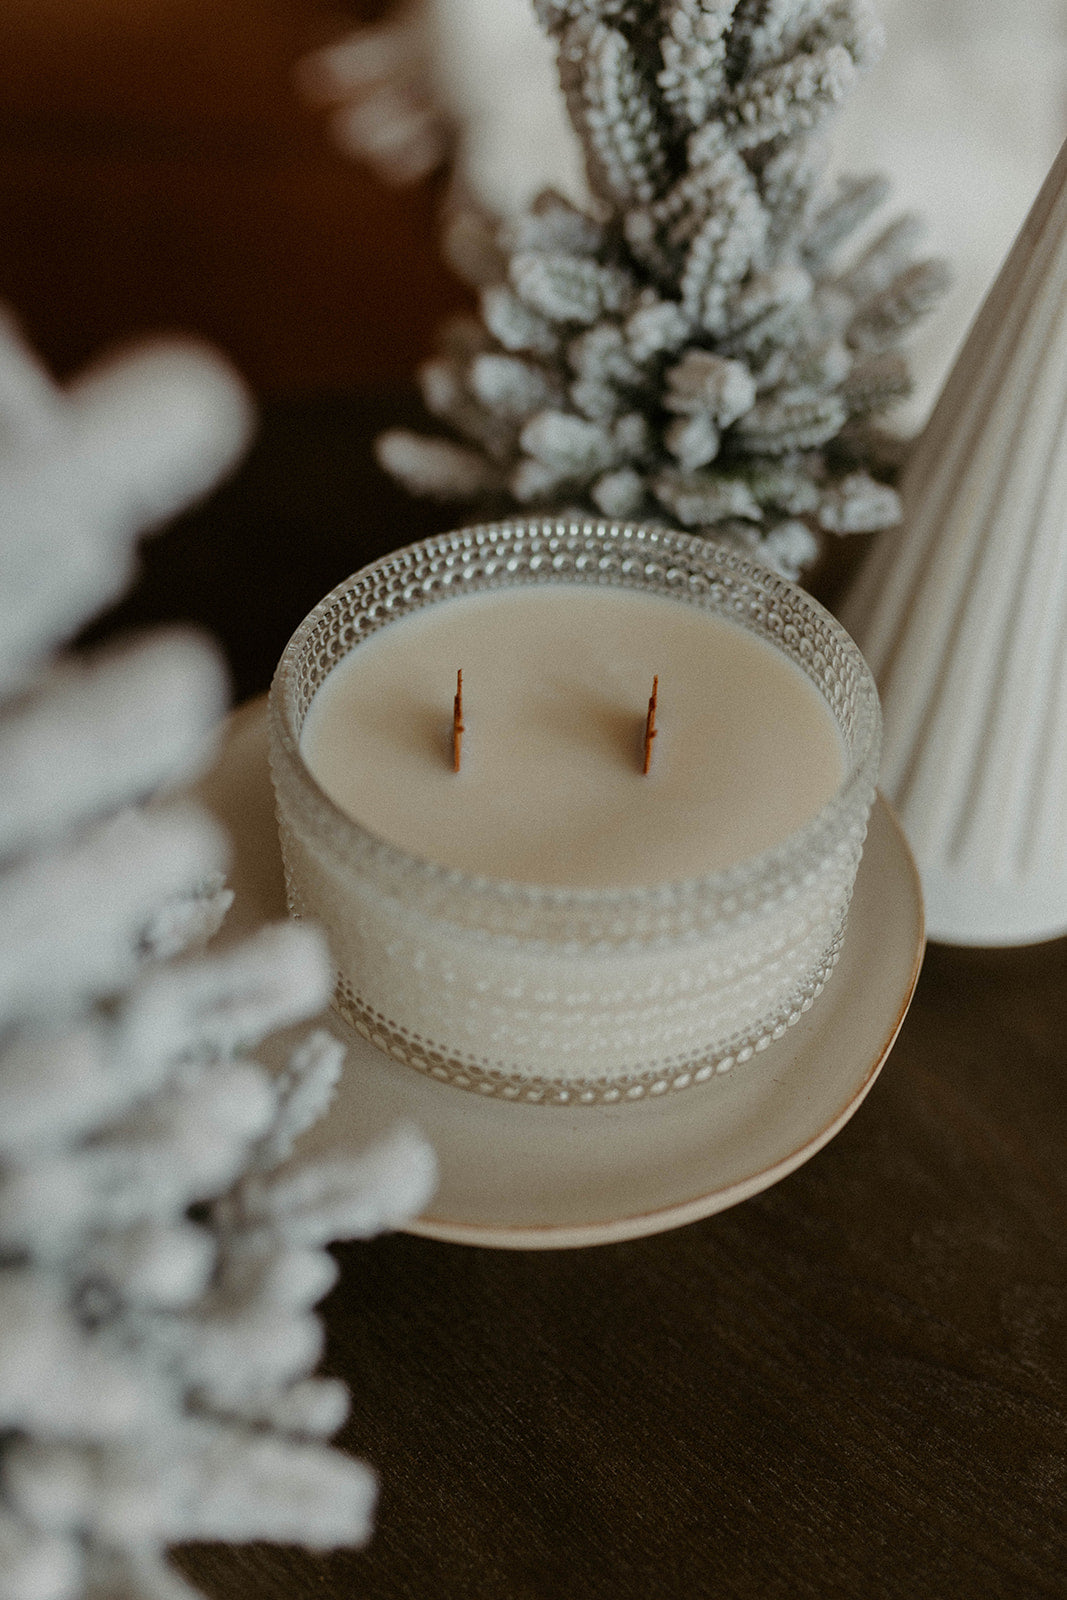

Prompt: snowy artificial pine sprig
[0,316,437,1600]
[378,0,949,577]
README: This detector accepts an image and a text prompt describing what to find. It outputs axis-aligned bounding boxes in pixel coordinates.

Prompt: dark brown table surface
[96,392,1067,1600]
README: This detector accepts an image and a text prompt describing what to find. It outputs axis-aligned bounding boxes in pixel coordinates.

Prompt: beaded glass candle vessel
[269,520,880,1105]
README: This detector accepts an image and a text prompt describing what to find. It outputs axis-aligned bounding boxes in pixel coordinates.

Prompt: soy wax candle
[269,521,880,1104]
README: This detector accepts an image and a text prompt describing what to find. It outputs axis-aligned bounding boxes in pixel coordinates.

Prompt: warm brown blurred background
[0,0,468,392]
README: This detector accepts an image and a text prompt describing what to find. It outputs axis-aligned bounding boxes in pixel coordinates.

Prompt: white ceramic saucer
[196,700,925,1250]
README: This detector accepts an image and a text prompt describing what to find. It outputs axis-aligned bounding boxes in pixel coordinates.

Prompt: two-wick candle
[269,521,880,1105]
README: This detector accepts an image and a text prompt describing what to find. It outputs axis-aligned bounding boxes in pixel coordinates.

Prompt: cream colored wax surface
[300,585,844,889]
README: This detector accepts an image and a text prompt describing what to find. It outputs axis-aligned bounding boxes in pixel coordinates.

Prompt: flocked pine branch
[0,317,438,1600]
[378,0,949,578]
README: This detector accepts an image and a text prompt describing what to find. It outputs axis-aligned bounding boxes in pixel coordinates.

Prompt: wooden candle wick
[453,668,464,772]
[643,674,659,775]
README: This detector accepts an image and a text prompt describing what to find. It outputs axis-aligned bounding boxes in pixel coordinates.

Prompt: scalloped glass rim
[268,519,881,946]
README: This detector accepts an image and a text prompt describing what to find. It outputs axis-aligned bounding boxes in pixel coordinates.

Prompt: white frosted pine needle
[4,1422,378,1549]
[468,352,560,417]
[664,349,756,424]
[375,429,502,497]
[140,875,234,962]
[127,924,334,1066]
[510,250,634,324]
[725,43,858,149]
[664,410,721,470]
[0,1505,82,1600]
[816,469,900,532]
[519,408,621,475]
[658,0,734,130]
[0,1271,177,1439]
[298,3,450,185]
[0,635,226,861]
[652,467,762,525]
[557,16,668,208]
[251,1029,346,1171]
[0,342,252,694]
[847,257,953,351]
[481,285,560,355]
[80,1223,217,1311]
[0,308,63,445]
[236,1123,439,1249]
[590,465,644,515]
[209,1377,351,1438]
[0,808,229,1023]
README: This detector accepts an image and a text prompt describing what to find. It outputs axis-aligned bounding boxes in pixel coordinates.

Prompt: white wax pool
[300,584,844,888]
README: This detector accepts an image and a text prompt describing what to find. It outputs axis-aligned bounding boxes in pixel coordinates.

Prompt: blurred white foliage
[300,0,1067,426]
[299,0,584,214]
[0,317,438,1600]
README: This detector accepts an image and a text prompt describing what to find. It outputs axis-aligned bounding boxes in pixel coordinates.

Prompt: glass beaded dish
[268,519,881,1105]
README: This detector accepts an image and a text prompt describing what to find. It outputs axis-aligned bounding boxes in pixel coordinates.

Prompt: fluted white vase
[841,133,1067,946]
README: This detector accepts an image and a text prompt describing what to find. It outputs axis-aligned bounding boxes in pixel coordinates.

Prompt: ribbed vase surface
[842,135,1067,945]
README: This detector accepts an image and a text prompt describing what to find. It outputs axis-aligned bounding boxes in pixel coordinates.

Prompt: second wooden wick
[643,675,659,775]
[453,669,465,772]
